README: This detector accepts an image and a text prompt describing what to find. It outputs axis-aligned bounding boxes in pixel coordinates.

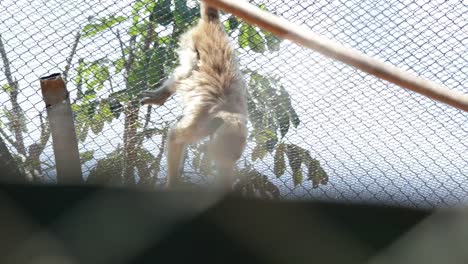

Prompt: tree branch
[0,126,18,150]
[0,35,26,155]
[127,35,137,71]
[116,30,137,91]
[0,34,15,87]
[108,73,115,93]
[143,21,156,53]
[141,19,160,91]
[74,58,84,103]
[38,112,51,149]
[135,105,153,149]
[63,32,81,84]
[116,30,129,73]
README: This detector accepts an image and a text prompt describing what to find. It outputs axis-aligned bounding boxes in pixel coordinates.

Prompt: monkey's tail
[200,1,220,22]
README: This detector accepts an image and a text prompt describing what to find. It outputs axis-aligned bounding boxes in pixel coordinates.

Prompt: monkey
[140,1,248,191]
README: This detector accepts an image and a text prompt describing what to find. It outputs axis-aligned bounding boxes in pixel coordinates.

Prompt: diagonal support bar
[204,0,468,112]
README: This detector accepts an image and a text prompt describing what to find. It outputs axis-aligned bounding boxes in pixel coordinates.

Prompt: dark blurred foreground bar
[0,183,431,264]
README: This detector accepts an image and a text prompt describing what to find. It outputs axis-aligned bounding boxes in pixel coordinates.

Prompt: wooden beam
[40,73,83,184]
[204,0,468,112]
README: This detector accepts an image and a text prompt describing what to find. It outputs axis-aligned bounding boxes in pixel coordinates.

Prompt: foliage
[188,70,328,188]
[74,0,328,190]
[246,72,327,187]
[0,82,47,181]
[2,106,28,134]
[233,166,280,199]
[87,147,124,185]
[83,16,127,38]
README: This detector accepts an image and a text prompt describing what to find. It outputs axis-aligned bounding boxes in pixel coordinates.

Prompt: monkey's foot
[140,90,171,106]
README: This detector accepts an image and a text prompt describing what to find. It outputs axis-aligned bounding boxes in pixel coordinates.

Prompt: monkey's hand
[140,89,172,106]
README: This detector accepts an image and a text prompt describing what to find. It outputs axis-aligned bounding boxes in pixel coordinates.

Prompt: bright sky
[1,0,467,207]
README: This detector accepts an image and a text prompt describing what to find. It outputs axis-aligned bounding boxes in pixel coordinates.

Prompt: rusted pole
[40,73,83,184]
[204,0,468,112]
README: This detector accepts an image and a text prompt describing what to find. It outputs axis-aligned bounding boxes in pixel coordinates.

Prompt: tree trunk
[123,101,139,185]
[0,135,26,183]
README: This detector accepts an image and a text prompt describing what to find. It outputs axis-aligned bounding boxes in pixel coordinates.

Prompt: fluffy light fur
[141,2,248,190]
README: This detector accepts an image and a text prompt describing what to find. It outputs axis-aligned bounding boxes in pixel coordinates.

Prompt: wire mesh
[0,0,467,208]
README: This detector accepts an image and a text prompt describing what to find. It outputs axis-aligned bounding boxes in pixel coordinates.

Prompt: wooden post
[40,73,83,184]
[204,0,468,112]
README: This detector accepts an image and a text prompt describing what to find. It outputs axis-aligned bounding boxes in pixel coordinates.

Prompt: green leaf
[307,158,329,188]
[158,36,172,45]
[86,101,97,118]
[155,0,173,26]
[78,123,89,142]
[114,58,126,73]
[225,16,240,33]
[175,0,197,28]
[247,25,266,53]
[248,108,264,130]
[90,117,105,135]
[145,46,167,86]
[318,166,329,185]
[262,29,282,51]
[80,150,95,164]
[257,3,268,10]
[255,0,284,52]
[285,144,304,186]
[289,107,301,128]
[292,169,303,187]
[1,84,13,93]
[82,15,126,38]
[74,60,86,83]
[100,101,114,123]
[78,60,109,92]
[265,137,278,152]
[251,144,268,161]
[91,63,109,90]
[73,106,87,126]
[129,24,143,37]
[256,129,278,146]
[109,99,123,119]
[238,23,250,48]
[307,158,319,187]
[87,149,123,184]
[279,85,300,128]
[273,143,286,177]
[132,0,146,17]
[276,105,290,138]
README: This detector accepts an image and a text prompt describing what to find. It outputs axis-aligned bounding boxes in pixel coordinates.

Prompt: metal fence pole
[40,73,83,184]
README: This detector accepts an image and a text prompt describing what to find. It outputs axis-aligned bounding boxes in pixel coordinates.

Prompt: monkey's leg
[166,113,211,188]
[166,129,187,188]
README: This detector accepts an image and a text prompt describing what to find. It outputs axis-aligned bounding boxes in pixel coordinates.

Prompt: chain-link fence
[0,0,467,208]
